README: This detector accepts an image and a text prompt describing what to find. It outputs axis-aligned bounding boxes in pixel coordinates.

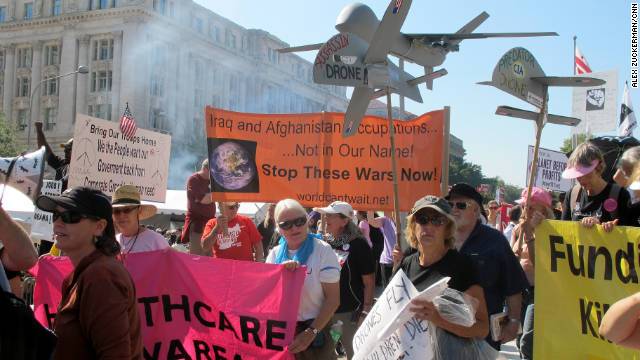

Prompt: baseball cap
[445,183,484,209]
[313,201,353,218]
[59,138,73,149]
[35,186,112,221]
[561,159,598,179]
[515,187,552,208]
[411,195,455,223]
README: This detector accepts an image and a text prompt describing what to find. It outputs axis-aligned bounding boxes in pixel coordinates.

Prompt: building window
[0,7,6,22]
[42,78,57,96]
[44,108,57,129]
[153,0,166,14]
[90,71,112,92]
[225,30,236,49]
[268,48,278,64]
[194,18,203,33]
[88,104,112,120]
[24,3,33,19]
[150,75,164,97]
[44,45,59,66]
[93,39,113,60]
[17,48,32,68]
[53,0,61,15]
[17,109,27,127]
[98,0,108,9]
[150,108,164,129]
[0,50,5,70]
[15,76,30,97]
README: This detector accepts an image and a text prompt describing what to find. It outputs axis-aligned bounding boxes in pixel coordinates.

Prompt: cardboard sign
[572,70,619,134]
[33,250,305,359]
[526,145,572,192]
[534,221,640,359]
[205,108,444,211]
[30,180,62,241]
[68,114,171,202]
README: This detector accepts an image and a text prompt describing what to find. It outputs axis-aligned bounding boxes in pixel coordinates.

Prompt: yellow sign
[535,220,640,359]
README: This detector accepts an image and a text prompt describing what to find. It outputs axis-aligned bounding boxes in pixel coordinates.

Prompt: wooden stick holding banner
[441,107,451,195]
[386,88,403,253]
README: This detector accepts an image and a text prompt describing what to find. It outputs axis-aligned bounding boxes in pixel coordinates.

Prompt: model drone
[280,0,557,137]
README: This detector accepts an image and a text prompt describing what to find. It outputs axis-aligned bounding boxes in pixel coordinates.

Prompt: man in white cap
[112,185,169,254]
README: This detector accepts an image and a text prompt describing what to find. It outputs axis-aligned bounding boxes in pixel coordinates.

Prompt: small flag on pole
[619,82,637,137]
[120,103,137,139]
[575,45,592,74]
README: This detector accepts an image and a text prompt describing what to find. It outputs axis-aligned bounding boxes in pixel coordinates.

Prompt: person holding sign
[182,159,216,255]
[35,187,142,359]
[561,142,632,229]
[201,202,264,261]
[266,199,341,359]
[314,201,374,359]
[400,196,489,347]
[112,185,169,254]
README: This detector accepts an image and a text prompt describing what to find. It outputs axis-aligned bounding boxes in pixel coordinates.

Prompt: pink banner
[33,249,305,359]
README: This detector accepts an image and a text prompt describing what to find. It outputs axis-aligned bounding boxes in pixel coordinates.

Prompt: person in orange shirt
[201,202,264,261]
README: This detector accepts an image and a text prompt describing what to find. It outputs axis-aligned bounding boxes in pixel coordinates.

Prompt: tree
[448,156,484,187]
[560,133,592,154]
[0,114,24,157]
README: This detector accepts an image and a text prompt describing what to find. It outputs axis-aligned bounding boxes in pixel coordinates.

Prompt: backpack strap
[608,183,622,220]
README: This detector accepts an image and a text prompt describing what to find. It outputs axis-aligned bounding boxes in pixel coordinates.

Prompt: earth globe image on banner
[211,141,256,190]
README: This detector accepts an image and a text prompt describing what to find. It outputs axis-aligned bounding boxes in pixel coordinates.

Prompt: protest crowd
[2,128,640,360]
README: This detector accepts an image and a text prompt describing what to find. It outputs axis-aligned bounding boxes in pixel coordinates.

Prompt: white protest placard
[68,114,171,202]
[31,180,62,241]
[352,270,448,360]
[572,69,618,134]
[526,145,571,192]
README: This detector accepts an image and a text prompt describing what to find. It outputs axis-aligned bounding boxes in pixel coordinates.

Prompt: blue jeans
[520,304,534,360]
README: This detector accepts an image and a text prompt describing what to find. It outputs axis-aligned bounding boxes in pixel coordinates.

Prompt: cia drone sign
[479,46,605,255]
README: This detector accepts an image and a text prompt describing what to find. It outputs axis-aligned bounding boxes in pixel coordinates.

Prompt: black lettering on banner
[579,298,611,341]
[163,294,191,322]
[549,235,567,273]
[239,316,263,348]
[193,340,212,360]
[139,296,160,326]
[167,339,191,360]
[219,311,240,340]
[194,301,217,327]
[567,244,586,277]
[143,342,162,360]
[616,243,639,283]
[43,303,57,328]
[266,320,287,351]
[587,246,613,280]
[384,276,411,311]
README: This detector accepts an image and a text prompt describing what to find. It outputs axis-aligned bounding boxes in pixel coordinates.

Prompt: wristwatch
[304,326,320,335]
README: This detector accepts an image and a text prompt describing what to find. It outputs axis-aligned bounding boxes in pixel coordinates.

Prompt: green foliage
[448,156,523,204]
[560,133,592,154]
[0,114,24,157]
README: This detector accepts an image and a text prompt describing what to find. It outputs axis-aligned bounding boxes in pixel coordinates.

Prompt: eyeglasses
[112,206,139,215]
[448,201,472,210]
[414,214,447,226]
[278,216,307,230]
[52,210,96,224]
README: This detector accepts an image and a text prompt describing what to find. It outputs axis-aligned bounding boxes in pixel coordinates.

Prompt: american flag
[120,103,137,139]
[574,45,592,75]
[392,0,403,14]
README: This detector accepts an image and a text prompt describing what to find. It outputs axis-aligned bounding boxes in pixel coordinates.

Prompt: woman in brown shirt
[36,186,142,359]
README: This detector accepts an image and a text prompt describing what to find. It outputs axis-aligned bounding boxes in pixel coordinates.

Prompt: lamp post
[26,65,89,148]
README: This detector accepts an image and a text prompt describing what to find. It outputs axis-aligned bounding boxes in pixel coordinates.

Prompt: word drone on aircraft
[279,0,558,137]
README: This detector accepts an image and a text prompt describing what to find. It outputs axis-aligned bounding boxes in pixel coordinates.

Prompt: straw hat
[111,185,157,220]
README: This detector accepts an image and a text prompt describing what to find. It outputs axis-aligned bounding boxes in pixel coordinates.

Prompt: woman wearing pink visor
[561,142,632,230]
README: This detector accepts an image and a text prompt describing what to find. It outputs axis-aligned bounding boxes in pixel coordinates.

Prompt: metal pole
[441,106,451,195]
[386,87,403,252]
[399,59,405,117]
[571,35,578,150]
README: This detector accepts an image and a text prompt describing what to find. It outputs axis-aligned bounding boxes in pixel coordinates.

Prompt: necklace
[122,228,142,254]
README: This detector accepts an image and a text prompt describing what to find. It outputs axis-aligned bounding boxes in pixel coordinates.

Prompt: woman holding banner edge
[266,199,341,359]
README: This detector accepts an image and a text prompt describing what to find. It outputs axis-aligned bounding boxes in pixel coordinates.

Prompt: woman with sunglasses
[401,196,489,358]
[112,185,169,254]
[35,187,142,359]
[314,201,374,359]
[266,199,341,359]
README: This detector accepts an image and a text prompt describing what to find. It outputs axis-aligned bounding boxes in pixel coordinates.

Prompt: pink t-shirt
[117,229,170,254]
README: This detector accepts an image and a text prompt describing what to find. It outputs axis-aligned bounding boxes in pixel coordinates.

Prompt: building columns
[2,44,15,121]
[30,41,42,125]
[75,35,90,118]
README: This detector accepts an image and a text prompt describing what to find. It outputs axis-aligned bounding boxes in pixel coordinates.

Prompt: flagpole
[572,35,578,150]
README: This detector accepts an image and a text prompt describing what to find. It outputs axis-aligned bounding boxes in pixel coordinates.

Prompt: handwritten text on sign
[68,114,171,202]
[31,180,62,241]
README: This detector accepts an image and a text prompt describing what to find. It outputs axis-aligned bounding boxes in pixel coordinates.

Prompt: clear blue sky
[195,0,634,187]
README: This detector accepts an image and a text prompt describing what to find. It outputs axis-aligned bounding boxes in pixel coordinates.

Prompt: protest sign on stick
[526,145,571,192]
[30,180,62,241]
[204,108,445,211]
[535,221,640,359]
[33,250,305,359]
[68,114,171,202]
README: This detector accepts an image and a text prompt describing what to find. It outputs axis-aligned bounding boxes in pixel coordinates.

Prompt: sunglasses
[414,214,447,226]
[448,201,472,210]
[52,210,97,224]
[278,216,307,230]
[112,206,139,215]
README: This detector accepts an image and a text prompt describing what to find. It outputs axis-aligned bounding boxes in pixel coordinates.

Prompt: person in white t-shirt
[112,185,169,254]
[266,199,340,360]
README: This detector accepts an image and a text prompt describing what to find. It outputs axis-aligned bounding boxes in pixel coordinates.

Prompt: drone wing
[277,43,324,53]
